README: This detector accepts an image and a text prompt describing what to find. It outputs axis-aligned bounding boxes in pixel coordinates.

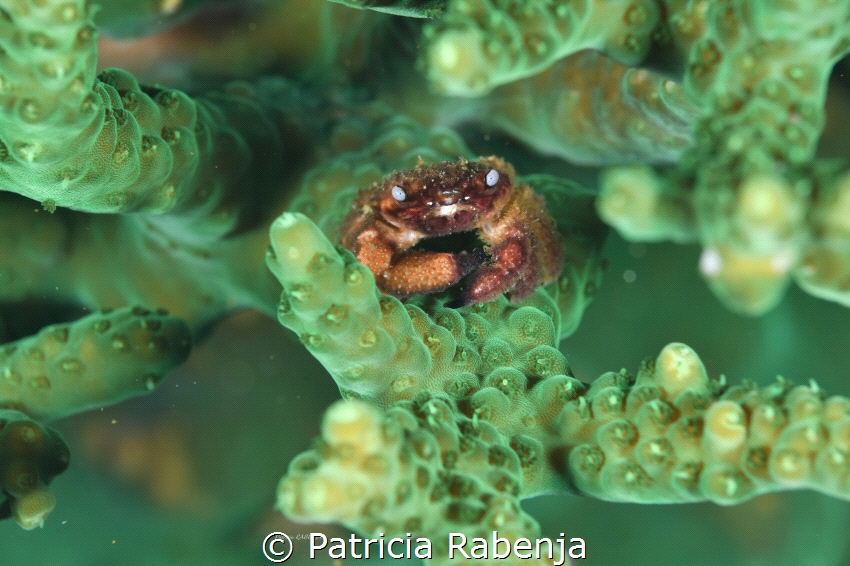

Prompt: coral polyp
[2,0,850,565]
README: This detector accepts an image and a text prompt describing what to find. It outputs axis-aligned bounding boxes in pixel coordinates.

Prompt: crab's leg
[463,235,531,304]
[379,250,484,297]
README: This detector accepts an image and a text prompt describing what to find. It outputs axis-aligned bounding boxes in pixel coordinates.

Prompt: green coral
[269,214,850,557]
[267,212,567,408]
[2,0,850,562]
[420,0,850,314]
[486,50,700,165]
[0,1,321,329]
[280,397,549,566]
[594,0,850,314]
[0,306,191,421]
[0,0,292,233]
[329,0,447,18]
[0,305,189,528]
[422,0,662,96]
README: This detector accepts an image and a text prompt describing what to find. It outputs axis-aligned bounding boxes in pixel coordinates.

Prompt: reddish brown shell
[338,156,565,304]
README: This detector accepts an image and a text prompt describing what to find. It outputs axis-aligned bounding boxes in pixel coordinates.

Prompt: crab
[338,156,565,305]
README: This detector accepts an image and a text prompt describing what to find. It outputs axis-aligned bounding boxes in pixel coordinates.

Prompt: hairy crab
[339,156,565,305]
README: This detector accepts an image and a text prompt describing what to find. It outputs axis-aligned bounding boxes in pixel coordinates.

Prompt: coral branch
[598,0,850,314]
[0,0,299,242]
[422,0,661,96]
[267,211,599,409]
[0,306,191,421]
[0,409,69,529]
[489,50,700,165]
[560,343,850,505]
[5,0,850,560]
[270,211,850,558]
[329,0,446,18]
[279,397,557,566]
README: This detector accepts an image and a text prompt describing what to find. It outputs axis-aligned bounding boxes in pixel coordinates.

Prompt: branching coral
[0,0,318,331]
[0,306,191,421]
[268,212,850,563]
[417,0,850,315]
[596,0,850,314]
[486,49,700,165]
[422,0,662,96]
[330,0,447,18]
[0,305,189,527]
[2,0,850,564]
[0,0,289,224]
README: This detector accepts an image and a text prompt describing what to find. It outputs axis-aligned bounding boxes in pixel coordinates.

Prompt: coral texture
[422,0,662,96]
[0,306,191,421]
[0,409,70,529]
[1,0,850,565]
[269,212,850,562]
[594,1,850,314]
[330,0,447,18]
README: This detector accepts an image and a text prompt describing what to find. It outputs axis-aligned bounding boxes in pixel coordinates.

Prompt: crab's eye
[391,185,406,201]
[485,169,500,187]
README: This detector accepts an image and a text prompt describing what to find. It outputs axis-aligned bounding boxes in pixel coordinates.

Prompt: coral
[420,0,850,314]
[330,0,447,18]
[269,213,850,558]
[594,0,850,314]
[0,0,315,329]
[0,0,287,224]
[281,398,554,566]
[0,409,70,529]
[3,0,850,564]
[422,0,662,96]
[0,305,189,527]
[486,50,700,165]
[0,306,191,421]
[268,210,598,407]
